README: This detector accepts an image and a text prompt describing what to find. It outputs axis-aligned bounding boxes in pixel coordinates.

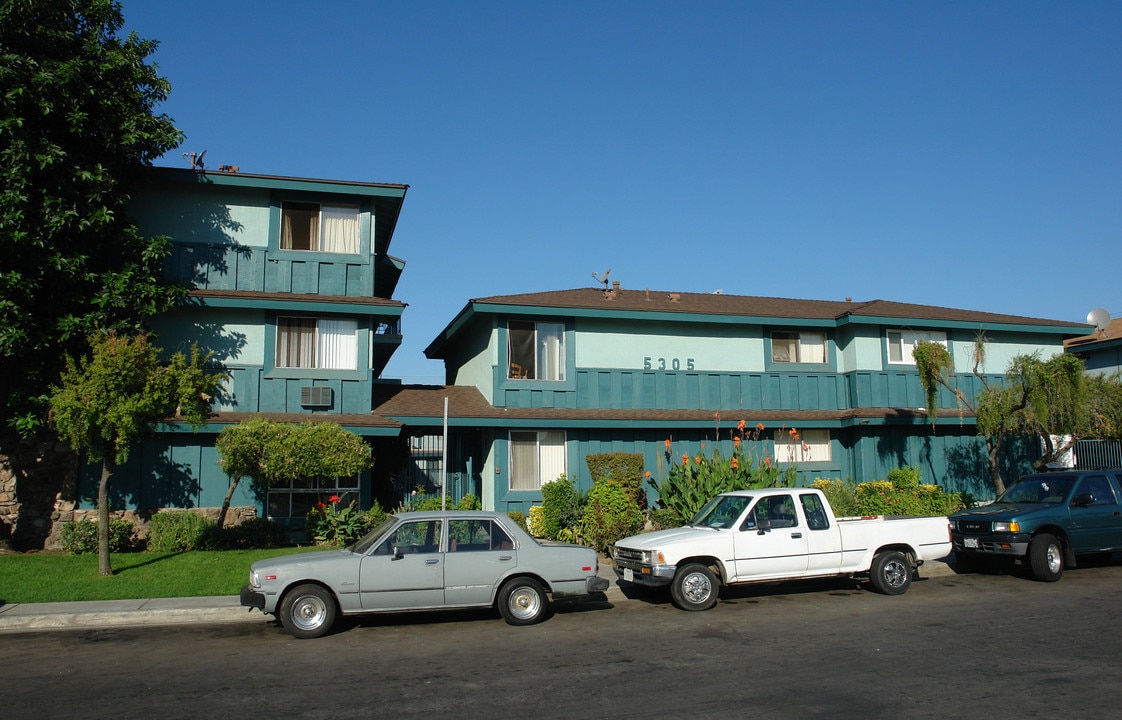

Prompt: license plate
[964,537,979,549]
[623,568,634,582]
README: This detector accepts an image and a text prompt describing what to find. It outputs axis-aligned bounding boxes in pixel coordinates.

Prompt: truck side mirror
[756,516,772,534]
[1072,493,1095,507]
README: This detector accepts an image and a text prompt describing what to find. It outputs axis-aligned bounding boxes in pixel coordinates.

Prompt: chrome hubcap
[1047,544,1062,574]
[291,595,327,631]
[883,559,908,587]
[508,587,541,621]
[682,572,713,604]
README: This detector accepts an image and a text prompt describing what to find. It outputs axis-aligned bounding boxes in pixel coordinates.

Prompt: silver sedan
[241,510,609,638]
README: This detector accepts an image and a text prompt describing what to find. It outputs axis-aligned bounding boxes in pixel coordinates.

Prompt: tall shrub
[580,479,643,554]
[586,453,644,503]
[539,473,583,540]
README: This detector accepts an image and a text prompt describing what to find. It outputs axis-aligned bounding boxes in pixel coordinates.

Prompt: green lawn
[0,546,313,604]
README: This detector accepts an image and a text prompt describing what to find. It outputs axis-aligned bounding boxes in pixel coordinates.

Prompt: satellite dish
[1087,308,1110,332]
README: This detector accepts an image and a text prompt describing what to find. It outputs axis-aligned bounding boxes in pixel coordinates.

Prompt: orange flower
[644,471,651,478]
[801,442,809,452]
[756,422,765,431]
[682,454,690,465]
[788,428,797,437]
[695,455,702,465]
[664,438,672,449]
[737,419,747,431]
[731,457,739,469]
[734,436,741,447]
[764,456,772,467]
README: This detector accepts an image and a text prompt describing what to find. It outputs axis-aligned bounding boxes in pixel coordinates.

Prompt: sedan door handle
[498,555,513,561]
[791,532,803,539]
[425,559,439,565]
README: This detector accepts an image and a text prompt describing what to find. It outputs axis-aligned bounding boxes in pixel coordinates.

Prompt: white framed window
[280,202,360,253]
[887,330,947,365]
[771,331,826,363]
[276,317,358,369]
[507,321,565,381]
[774,428,831,463]
[509,431,566,490]
[267,475,360,520]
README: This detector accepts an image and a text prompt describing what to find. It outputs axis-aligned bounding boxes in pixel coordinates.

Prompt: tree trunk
[987,437,1006,497]
[216,477,240,529]
[97,456,115,576]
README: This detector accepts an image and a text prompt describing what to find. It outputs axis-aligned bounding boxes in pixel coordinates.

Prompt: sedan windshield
[350,515,399,554]
[690,496,750,529]
[997,476,1075,504]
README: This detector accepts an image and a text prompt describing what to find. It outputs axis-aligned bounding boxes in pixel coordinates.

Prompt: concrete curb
[0,557,956,633]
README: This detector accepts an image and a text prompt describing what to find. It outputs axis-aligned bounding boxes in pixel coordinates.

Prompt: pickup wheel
[497,577,549,626]
[670,563,719,611]
[1028,533,1064,582]
[278,584,337,639]
[869,550,912,595]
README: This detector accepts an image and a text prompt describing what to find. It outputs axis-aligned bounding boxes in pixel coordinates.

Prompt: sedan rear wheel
[498,577,549,626]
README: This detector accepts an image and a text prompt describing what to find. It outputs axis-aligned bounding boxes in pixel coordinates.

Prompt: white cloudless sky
[123,1,1122,383]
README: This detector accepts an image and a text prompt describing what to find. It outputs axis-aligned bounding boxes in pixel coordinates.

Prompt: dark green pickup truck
[950,470,1122,582]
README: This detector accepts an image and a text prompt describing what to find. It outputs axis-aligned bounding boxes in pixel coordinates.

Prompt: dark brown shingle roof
[469,287,1081,327]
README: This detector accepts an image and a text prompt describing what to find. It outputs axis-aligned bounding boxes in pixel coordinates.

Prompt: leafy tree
[215,418,373,528]
[48,332,223,575]
[0,0,184,436]
[916,340,1122,495]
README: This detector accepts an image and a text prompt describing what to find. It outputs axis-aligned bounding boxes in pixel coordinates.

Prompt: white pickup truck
[611,487,952,610]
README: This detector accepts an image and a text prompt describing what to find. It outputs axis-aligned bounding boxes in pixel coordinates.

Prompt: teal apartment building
[88,167,1091,529]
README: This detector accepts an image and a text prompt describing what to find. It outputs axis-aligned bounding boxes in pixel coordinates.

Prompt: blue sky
[123,1,1122,383]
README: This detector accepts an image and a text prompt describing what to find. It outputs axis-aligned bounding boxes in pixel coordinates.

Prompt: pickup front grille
[614,547,645,563]
[956,520,990,534]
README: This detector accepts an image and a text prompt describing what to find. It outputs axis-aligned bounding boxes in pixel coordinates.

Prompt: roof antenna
[591,268,611,290]
[183,150,207,171]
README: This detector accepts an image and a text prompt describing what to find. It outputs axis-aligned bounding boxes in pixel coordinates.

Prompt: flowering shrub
[651,418,797,522]
[306,495,366,546]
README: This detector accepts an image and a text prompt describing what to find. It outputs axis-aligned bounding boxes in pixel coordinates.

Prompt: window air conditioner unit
[300,386,333,408]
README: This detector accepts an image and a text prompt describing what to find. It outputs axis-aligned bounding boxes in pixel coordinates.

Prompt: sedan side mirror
[391,546,404,560]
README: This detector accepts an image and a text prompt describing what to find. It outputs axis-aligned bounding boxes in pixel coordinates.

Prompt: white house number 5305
[643,357,695,371]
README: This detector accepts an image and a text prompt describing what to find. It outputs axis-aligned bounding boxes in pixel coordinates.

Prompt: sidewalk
[0,555,954,633]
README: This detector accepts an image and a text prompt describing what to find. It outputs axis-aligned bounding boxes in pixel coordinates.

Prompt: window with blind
[771,331,827,363]
[507,321,565,380]
[275,317,358,370]
[280,202,360,253]
[887,330,947,365]
[509,431,566,490]
[774,428,832,464]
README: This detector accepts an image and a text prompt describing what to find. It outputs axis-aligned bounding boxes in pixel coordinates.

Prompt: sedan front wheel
[279,584,337,639]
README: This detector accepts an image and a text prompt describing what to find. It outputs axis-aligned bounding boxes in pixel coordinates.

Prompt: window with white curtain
[771,331,827,363]
[280,202,359,253]
[509,431,566,490]
[774,428,832,464]
[887,330,947,365]
[507,321,565,380]
[276,317,357,369]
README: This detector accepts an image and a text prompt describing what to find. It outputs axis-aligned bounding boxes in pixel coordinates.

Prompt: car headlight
[992,521,1021,533]
[645,550,666,565]
[249,569,260,587]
